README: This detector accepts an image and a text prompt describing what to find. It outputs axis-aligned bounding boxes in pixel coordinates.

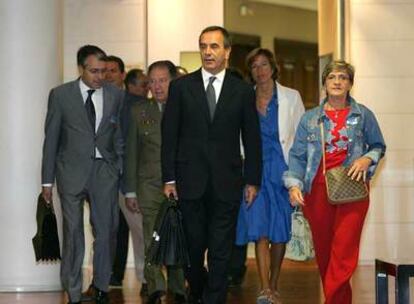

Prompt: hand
[163,183,178,200]
[289,186,304,207]
[125,197,142,213]
[244,184,258,207]
[348,156,372,182]
[42,186,53,206]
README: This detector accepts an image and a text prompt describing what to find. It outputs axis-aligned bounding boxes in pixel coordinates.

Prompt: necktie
[206,76,216,121]
[85,89,96,132]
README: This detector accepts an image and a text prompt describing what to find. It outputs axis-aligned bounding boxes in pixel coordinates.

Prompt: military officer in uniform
[124,60,187,304]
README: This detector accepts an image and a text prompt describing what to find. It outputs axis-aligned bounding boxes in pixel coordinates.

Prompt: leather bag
[320,123,368,204]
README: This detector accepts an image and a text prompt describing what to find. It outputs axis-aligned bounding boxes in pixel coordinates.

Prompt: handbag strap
[319,122,326,176]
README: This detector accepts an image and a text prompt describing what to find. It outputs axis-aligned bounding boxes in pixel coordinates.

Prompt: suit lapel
[214,71,234,122]
[190,69,211,124]
[71,80,94,133]
[97,85,112,134]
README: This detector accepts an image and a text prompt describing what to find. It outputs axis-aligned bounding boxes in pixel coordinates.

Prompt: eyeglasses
[326,74,350,82]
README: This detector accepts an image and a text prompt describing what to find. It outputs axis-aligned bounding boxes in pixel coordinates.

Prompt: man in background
[124,61,187,304]
[115,68,149,292]
[106,55,126,89]
[125,68,149,97]
[105,57,147,291]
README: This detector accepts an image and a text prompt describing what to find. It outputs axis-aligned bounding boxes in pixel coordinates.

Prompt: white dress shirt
[201,68,226,103]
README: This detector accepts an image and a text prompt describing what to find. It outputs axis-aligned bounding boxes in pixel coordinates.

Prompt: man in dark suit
[41,45,124,304]
[161,26,262,304]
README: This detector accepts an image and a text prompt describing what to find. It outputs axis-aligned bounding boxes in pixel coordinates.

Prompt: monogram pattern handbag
[320,123,369,205]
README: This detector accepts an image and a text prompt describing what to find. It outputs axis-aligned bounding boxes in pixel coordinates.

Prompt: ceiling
[249,0,318,11]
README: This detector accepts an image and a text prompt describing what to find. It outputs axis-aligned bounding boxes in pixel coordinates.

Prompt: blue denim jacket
[283,97,386,193]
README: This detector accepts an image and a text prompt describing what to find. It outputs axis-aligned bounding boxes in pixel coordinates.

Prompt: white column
[0,0,63,291]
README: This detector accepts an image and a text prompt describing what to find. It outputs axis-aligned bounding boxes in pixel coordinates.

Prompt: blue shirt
[283,97,386,193]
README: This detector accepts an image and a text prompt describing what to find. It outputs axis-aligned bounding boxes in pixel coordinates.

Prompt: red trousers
[304,181,369,304]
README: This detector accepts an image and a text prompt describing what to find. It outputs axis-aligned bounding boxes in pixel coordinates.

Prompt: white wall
[0,0,62,291]
[63,0,147,81]
[349,0,414,262]
[147,0,224,66]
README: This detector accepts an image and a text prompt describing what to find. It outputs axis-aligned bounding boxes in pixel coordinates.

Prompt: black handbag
[320,123,368,204]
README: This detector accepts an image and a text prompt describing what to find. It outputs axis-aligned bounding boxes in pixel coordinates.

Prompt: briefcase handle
[168,194,178,207]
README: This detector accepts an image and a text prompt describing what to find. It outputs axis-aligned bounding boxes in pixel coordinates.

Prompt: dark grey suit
[41,79,123,302]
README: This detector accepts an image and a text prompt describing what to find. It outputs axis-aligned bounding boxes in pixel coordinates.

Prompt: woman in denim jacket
[283,61,385,304]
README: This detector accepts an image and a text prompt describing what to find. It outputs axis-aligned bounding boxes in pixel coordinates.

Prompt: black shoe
[81,285,109,303]
[68,302,80,304]
[187,294,202,304]
[227,274,244,287]
[109,275,123,288]
[147,290,166,304]
[95,288,109,304]
[174,293,187,304]
[81,284,95,302]
[140,283,148,296]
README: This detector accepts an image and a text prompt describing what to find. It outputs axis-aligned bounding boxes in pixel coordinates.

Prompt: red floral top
[315,108,350,183]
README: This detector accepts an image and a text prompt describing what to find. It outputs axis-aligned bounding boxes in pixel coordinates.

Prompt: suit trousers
[111,201,130,282]
[118,194,145,283]
[59,159,119,302]
[228,244,247,279]
[304,181,369,304]
[141,197,186,296]
[180,184,240,304]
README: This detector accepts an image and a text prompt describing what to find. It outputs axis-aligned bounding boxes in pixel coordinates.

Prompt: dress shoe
[95,288,109,304]
[174,292,187,304]
[227,267,246,288]
[67,302,80,304]
[187,294,202,304]
[109,275,123,288]
[81,284,109,303]
[81,284,95,302]
[147,290,166,304]
[227,274,244,287]
[140,282,148,296]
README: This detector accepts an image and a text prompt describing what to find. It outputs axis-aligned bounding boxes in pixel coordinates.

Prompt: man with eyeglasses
[41,45,124,304]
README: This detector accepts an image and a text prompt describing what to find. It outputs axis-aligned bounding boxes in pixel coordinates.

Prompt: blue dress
[236,91,292,244]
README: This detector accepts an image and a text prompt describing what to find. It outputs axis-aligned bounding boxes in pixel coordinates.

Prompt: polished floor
[0,259,393,304]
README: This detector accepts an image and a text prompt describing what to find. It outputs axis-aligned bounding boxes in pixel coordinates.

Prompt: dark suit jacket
[161,69,262,201]
[41,80,124,194]
[120,92,146,140]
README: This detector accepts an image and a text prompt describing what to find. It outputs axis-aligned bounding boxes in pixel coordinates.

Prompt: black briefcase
[32,194,61,262]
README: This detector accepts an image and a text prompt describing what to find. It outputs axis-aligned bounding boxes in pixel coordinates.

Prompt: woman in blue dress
[236,48,304,304]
